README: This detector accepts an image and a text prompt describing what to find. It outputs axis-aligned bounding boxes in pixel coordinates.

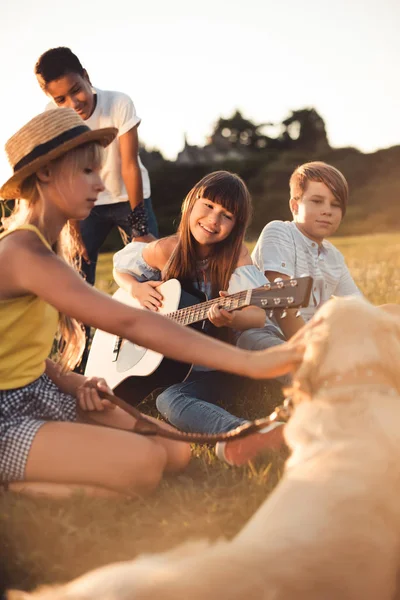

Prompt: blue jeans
[80,198,158,286]
[236,324,291,386]
[156,371,249,434]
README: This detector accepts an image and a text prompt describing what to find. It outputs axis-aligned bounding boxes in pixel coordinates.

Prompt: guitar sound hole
[116,340,147,373]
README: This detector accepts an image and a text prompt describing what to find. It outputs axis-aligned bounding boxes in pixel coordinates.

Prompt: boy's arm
[119,126,154,243]
[265,270,306,338]
[252,223,303,338]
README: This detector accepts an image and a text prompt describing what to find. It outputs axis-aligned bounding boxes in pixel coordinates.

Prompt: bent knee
[156,387,181,420]
[166,440,191,474]
[236,328,263,350]
[237,328,285,351]
[116,443,167,497]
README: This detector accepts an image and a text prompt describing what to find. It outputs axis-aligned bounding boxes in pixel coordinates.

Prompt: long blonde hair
[163,171,252,298]
[1,142,104,371]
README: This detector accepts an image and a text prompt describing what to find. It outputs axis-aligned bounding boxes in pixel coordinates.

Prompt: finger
[84,389,97,411]
[78,390,92,412]
[144,300,159,311]
[77,393,87,412]
[90,387,105,412]
[149,291,163,306]
[219,291,229,297]
[148,281,164,299]
[96,381,114,395]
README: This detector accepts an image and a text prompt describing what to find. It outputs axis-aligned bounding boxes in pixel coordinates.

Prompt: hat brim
[0,126,117,200]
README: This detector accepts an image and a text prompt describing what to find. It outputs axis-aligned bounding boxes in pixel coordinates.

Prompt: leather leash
[88,389,293,444]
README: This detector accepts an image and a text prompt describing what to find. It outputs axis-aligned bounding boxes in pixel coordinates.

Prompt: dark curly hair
[35,47,85,88]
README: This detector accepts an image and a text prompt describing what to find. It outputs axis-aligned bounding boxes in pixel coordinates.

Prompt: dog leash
[91,389,293,443]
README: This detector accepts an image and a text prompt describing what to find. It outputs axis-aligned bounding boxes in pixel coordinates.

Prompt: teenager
[34,46,158,286]
[0,110,304,495]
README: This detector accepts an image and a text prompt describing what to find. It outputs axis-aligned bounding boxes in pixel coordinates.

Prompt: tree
[281,108,330,152]
[210,110,276,152]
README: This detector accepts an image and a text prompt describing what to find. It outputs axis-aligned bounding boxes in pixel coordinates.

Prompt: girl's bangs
[200,182,242,215]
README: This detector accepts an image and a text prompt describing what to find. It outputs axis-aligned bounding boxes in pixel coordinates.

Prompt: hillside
[102,144,400,252]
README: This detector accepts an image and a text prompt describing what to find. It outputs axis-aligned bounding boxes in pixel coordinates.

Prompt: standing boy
[237,161,361,354]
[34,46,158,286]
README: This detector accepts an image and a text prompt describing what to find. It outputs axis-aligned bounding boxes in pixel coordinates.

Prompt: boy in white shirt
[34,46,158,286]
[237,161,361,361]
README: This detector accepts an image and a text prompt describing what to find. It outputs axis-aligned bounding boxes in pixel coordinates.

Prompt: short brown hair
[35,47,84,89]
[289,161,348,216]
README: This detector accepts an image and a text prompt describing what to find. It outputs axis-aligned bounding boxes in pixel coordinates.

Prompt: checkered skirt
[0,373,77,482]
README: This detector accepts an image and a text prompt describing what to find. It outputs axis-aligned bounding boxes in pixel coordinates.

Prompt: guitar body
[85,275,313,406]
[85,280,206,402]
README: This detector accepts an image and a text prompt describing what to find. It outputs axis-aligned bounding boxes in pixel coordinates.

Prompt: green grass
[1,232,400,594]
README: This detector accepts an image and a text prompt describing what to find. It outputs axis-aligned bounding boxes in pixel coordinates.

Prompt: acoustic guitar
[85,276,313,404]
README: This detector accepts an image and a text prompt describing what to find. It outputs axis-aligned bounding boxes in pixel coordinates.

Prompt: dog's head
[288,297,400,403]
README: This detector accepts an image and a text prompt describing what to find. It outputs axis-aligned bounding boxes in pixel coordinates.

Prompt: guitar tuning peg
[269,310,274,318]
[273,277,284,289]
[280,309,287,318]
[295,310,302,318]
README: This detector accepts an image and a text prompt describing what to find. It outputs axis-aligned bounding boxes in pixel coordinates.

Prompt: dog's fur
[10,297,400,600]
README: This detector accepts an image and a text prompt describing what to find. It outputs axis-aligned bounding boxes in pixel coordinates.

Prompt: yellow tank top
[0,225,59,390]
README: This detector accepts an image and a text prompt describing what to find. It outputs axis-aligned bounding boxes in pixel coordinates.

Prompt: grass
[1,232,400,594]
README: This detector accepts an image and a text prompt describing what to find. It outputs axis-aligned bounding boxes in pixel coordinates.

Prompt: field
[1,232,400,595]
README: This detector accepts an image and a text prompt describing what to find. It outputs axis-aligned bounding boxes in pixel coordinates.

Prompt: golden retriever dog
[10,297,400,600]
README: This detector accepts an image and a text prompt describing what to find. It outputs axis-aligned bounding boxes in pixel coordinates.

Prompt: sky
[0,0,399,182]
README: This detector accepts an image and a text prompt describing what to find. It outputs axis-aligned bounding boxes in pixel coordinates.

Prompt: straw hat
[0,108,117,200]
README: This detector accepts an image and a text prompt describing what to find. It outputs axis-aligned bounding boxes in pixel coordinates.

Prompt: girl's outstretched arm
[7,232,305,380]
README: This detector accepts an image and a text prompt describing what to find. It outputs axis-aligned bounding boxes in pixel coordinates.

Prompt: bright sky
[0,0,399,182]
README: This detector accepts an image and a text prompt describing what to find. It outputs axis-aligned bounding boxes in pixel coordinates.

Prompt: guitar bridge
[112,337,123,362]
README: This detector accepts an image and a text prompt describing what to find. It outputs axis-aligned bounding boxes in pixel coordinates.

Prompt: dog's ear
[290,320,330,401]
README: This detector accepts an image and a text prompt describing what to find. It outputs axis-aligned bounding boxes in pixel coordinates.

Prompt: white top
[252,220,361,322]
[114,242,269,371]
[46,87,151,205]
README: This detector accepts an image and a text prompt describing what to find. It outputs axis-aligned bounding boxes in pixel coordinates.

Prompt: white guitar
[85,276,313,404]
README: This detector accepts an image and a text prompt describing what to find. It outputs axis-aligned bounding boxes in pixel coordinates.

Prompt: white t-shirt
[46,87,151,205]
[252,220,362,322]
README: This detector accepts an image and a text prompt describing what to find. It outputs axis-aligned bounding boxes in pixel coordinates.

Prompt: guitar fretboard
[166,290,251,326]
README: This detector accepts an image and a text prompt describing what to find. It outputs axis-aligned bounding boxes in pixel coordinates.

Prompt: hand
[133,233,157,243]
[246,340,306,380]
[208,291,234,328]
[76,377,116,412]
[133,280,164,311]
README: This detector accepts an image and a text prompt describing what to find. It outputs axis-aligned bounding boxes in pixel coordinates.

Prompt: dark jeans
[155,370,251,434]
[77,198,158,374]
[80,198,158,285]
